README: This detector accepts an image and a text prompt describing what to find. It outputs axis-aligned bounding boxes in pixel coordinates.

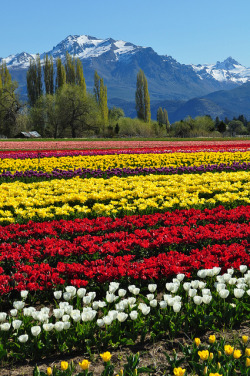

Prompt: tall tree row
[93,71,108,130]
[27,54,43,106]
[135,69,151,122]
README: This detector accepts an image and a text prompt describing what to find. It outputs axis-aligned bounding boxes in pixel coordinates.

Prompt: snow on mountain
[192,57,250,84]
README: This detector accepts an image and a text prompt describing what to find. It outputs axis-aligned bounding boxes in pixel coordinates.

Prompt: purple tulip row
[1,161,250,182]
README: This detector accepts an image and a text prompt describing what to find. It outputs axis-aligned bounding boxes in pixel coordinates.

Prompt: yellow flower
[245,348,250,357]
[79,360,91,370]
[224,345,234,356]
[46,368,52,376]
[209,352,214,360]
[209,335,216,344]
[194,338,201,346]
[246,358,250,367]
[198,350,209,361]
[217,362,221,369]
[100,351,112,362]
[218,351,222,358]
[233,349,242,359]
[242,335,249,344]
[203,366,208,374]
[209,373,222,376]
[61,361,68,370]
[173,367,186,376]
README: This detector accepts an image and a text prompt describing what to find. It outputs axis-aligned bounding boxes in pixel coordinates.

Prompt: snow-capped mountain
[192,57,250,84]
[1,35,250,102]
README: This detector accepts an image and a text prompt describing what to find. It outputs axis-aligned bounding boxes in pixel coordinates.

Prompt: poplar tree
[26,55,43,106]
[93,71,108,131]
[76,58,86,93]
[55,57,66,90]
[65,52,76,85]
[163,109,170,132]
[43,55,54,95]
[135,69,151,122]
[157,107,164,125]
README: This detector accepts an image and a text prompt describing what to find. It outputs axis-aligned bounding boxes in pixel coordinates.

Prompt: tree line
[1,55,250,138]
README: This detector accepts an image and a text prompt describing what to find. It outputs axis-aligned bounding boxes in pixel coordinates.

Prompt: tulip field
[0,141,250,375]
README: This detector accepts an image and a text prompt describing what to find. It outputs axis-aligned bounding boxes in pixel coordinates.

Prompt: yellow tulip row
[0,170,250,223]
[1,151,250,173]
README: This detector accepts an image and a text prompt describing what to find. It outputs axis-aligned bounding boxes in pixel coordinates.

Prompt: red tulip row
[1,205,250,243]
[0,242,249,295]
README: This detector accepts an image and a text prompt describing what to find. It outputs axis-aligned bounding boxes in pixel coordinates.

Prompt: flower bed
[0,142,250,365]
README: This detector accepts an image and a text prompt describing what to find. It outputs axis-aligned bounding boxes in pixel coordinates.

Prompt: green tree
[0,63,21,137]
[26,55,43,106]
[218,121,226,133]
[108,106,124,122]
[75,58,86,93]
[135,69,151,122]
[43,55,54,95]
[65,52,76,85]
[93,71,108,132]
[55,57,66,91]
[157,107,164,125]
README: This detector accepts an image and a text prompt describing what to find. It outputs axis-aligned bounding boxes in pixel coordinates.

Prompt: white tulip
[159,301,168,308]
[129,311,138,320]
[103,316,113,325]
[247,289,250,296]
[150,299,157,308]
[62,314,70,322]
[53,291,62,299]
[13,301,25,310]
[115,302,126,312]
[173,302,182,312]
[128,285,136,292]
[83,296,92,304]
[108,310,118,320]
[147,294,154,301]
[109,282,120,293]
[206,269,215,277]
[10,309,18,317]
[132,288,140,295]
[20,290,29,299]
[18,334,28,343]
[202,289,211,296]
[183,282,191,291]
[218,289,230,299]
[216,283,226,291]
[43,323,54,331]
[197,270,207,278]
[54,321,64,331]
[106,292,115,303]
[234,288,245,298]
[167,298,175,307]
[64,305,73,315]
[227,268,234,275]
[53,309,64,319]
[198,281,206,289]
[41,307,50,315]
[216,276,224,283]
[63,292,72,301]
[12,320,22,330]
[228,278,237,285]
[87,292,96,301]
[65,286,76,296]
[191,280,199,289]
[148,284,157,292]
[63,322,71,330]
[212,267,221,275]
[118,289,127,297]
[193,296,203,305]
[59,302,69,309]
[164,294,173,302]
[176,273,185,281]
[202,295,212,304]
[237,283,247,290]
[223,273,231,282]
[0,312,7,321]
[173,296,182,302]
[188,289,197,297]
[31,326,41,336]
[127,297,136,306]
[240,265,248,273]
[71,310,81,322]
[23,307,35,316]
[97,319,105,327]
[117,312,128,322]
[0,323,11,331]
[77,288,86,298]
[141,306,150,315]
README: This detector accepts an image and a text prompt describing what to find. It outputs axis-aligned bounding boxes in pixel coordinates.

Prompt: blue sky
[1,0,250,66]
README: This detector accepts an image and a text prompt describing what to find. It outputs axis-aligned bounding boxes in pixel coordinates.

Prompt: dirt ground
[1,323,249,376]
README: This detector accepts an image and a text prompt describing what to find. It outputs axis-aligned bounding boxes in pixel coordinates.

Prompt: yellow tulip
[61,361,68,370]
[245,348,250,357]
[173,367,186,376]
[242,335,249,344]
[194,338,201,346]
[246,358,250,367]
[198,350,209,361]
[209,335,216,344]
[233,349,242,359]
[46,368,52,376]
[209,352,214,360]
[224,345,234,356]
[79,360,91,370]
[100,351,112,362]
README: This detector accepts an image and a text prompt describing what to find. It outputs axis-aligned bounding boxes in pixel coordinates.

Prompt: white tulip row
[0,266,249,344]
